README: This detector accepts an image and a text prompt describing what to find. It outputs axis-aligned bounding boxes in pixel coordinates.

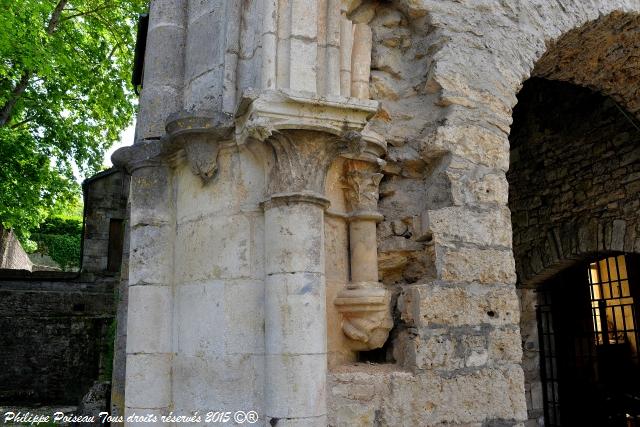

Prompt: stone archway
[505,13,640,425]
[509,75,640,425]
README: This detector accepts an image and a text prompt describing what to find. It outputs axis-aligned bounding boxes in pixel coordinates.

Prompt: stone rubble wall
[0,227,32,271]
[1,169,128,408]
[0,277,114,404]
[509,78,640,286]
[329,1,640,426]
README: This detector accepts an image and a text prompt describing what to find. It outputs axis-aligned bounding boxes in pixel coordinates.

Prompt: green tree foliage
[0,0,146,239]
[34,232,81,270]
[31,216,83,270]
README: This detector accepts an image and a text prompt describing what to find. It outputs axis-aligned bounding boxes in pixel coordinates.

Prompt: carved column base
[334,283,392,351]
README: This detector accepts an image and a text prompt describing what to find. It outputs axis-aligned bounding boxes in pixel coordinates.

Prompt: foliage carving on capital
[266,130,365,196]
[343,159,383,212]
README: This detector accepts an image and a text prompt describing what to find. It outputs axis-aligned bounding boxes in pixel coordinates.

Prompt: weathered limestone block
[125,285,172,354]
[125,353,172,409]
[421,206,512,248]
[175,281,225,355]
[380,365,527,425]
[128,225,172,285]
[399,283,520,329]
[420,125,511,173]
[174,214,252,282]
[172,353,264,413]
[408,326,523,371]
[436,246,516,284]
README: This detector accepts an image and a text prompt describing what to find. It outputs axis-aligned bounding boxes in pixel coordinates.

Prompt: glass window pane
[599,259,609,283]
[618,255,628,280]
[608,257,619,281]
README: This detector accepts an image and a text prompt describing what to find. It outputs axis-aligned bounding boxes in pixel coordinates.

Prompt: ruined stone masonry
[112,1,640,426]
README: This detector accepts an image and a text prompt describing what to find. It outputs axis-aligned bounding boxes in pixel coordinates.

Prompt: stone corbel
[335,284,392,350]
[335,159,392,351]
[165,111,235,183]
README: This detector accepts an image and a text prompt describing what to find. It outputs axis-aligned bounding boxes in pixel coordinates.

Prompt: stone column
[350,24,372,100]
[235,88,384,422]
[136,0,186,140]
[124,162,174,424]
[335,159,392,351]
[263,130,348,427]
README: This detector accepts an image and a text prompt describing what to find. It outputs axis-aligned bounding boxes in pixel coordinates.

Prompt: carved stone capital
[265,130,367,196]
[166,111,234,183]
[343,159,383,213]
[334,283,393,351]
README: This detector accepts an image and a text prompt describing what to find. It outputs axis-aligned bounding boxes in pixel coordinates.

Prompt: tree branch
[0,72,31,126]
[60,3,113,22]
[0,0,68,127]
[47,0,69,35]
[10,115,37,129]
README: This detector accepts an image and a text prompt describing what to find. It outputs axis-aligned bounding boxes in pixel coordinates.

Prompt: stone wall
[82,169,130,273]
[509,78,640,286]
[0,227,32,271]
[0,275,114,404]
[328,1,640,425]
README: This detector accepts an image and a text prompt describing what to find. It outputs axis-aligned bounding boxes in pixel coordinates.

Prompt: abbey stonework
[108,1,640,425]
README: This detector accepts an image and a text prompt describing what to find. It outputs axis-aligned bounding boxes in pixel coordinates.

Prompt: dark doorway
[537,254,640,426]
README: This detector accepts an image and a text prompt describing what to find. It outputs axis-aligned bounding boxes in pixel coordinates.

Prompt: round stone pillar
[261,130,349,426]
[136,0,186,140]
[335,159,392,351]
[124,162,174,424]
[264,193,329,426]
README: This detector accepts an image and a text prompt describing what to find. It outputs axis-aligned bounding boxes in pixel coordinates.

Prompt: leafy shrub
[32,233,81,271]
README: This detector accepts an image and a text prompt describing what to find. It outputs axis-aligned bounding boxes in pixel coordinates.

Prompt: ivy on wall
[31,216,82,270]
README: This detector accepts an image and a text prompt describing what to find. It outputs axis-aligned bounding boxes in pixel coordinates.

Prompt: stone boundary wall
[0,274,115,404]
[0,227,32,271]
[0,168,127,407]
